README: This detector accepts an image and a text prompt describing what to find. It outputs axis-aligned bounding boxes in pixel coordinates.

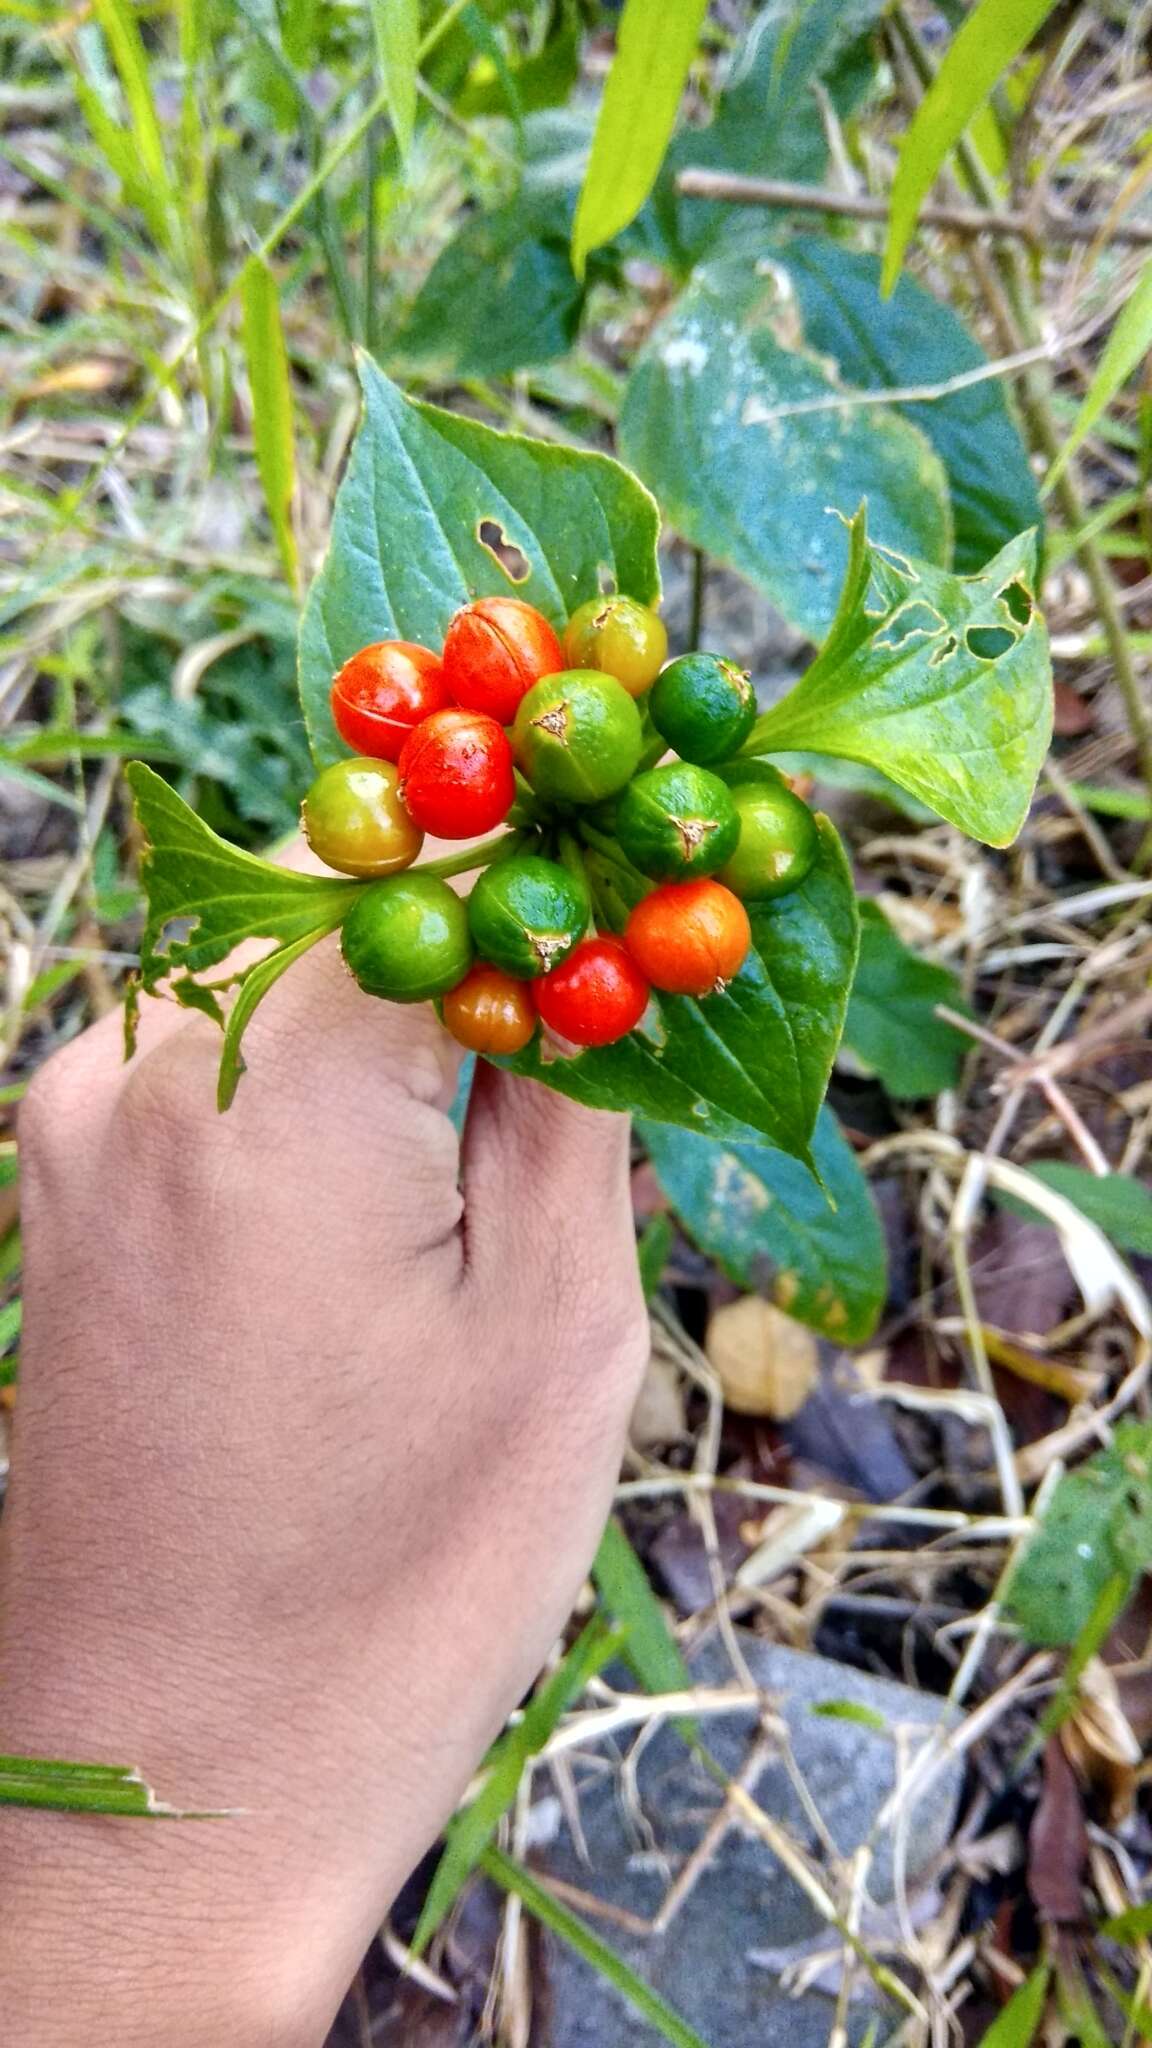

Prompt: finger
[459,1063,635,1299]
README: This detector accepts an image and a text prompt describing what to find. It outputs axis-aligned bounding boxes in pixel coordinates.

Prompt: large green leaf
[746,510,1052,846]
[642,1104,886,1342]
[394,191,585,377]
[666,0,887,258]
[844,900,971,1098]
[571,0,709,277]
[501,813,859,1167]
[766,236,1042,572]
[299,357,660,765]
[882,0,1063,293]
[1004,1422,1152,1647]
[618,258,952,642]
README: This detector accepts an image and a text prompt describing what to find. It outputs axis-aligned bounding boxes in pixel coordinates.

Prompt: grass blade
[0,1755,209,1818]
[413,1616,621,1953]
[371,0,419,162]
[593,1515,691,1697]
[481,1845,712,2048]
[882,0,1062,295]
[90,0,175,250]
[1046,257,1152,490]
[975,1962,1051,2046]
[571,0,709,279]
[240,257,300,591]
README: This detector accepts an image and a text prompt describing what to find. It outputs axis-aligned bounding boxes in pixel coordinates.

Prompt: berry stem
[418,831,523,881]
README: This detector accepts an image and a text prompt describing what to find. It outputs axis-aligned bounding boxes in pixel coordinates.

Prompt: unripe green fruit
[341,872,473,1002]
[615,764,741,881]
[467,854,590,978]
[512,669,643,805]
[648,652,757,764]
[717,777,819,901]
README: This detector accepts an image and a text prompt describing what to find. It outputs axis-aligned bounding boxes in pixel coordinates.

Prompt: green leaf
[571,0,709,279]
[126,763,357,985]
[844,901,971,1098]
[882,0,1062,294]
[91,0,174,247]
[809,1700,887,1732]
[618,257,952,643]
[482,1846,710,2048]
[0,1754,193,1818]
[974,1963,1051,2048]
[501,813,859,1164]
[299,356,660,767]
[1047,257,1152,490]
[240,258,299,592]
[746,509,1052,847]
[642,1106,886,1343]
[593,1516,692,1698]
[765,236,1042,573]
[637,1212,675,1302]
[216,926,333,1112]
[394,191,585,377]
[1004,1422,1152,1647]
[995,1164,1152,1258]
[1100,1900,1152,1943]
[413,1616,620,1954]
[0,1298,22,1352]
[371,0,419,160]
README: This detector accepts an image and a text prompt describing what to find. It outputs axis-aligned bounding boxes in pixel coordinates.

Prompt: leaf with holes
[299,355,660,765]
[499,813,859,1167]
[745,508,1051,846]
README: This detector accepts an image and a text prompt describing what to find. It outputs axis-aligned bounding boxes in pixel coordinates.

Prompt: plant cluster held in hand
[301,594,822,1054]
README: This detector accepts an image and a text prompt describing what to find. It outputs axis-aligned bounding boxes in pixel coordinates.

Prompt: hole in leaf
[999,580,1034,627]
[597,562,617,595]
[477,520,530,584]
[965,625,1016,660]
[929,634,958,667]
[875,600,944,650]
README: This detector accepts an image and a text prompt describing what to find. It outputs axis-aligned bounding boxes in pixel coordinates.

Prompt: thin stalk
[889,3,1152,829]
[688,545,706,650]
[419,830,523,881]
[362,115,382,353]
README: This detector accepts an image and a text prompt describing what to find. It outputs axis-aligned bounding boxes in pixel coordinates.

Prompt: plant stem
[419,831,522,881]
[672,170,1152,250]
[688,545,706,650]
[362,115,382,352]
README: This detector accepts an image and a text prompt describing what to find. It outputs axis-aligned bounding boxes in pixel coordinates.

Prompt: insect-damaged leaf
[746,508,1052,846]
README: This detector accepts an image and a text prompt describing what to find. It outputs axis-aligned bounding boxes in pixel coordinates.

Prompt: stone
[531,1629,961,2047]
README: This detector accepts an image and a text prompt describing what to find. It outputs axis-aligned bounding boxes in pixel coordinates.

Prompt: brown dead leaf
[705,1295,818,1418]
[1052,678,1097,737]
[1028,1736,1088,1926]
[1062,1657,1142,1825]
[22,359,127,399]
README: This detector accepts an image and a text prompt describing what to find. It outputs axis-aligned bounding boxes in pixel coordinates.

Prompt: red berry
[534,936,649,1048]
[625,880,752,997]
[330,640,449,761]
[441,964,537,1055]
[442,597,563,725]
[398,708,515,839]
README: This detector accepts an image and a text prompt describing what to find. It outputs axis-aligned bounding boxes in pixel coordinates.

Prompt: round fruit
[615,764,741,882]
[341,872,472,1002]
[625,879,751,997]
[468,854,590,979]
[561,596,668,698]
[441,964,537,1055]
[302,757,424,878]
[648,652,757,764]
[534,935,649,1048]
[717,779,819,901]
[512,670,643,806]
[442,597,563,725]
[398,708,515,839]
[330,640,449,762]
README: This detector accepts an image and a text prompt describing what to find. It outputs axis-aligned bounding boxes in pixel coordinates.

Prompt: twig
[673,170,1152,249]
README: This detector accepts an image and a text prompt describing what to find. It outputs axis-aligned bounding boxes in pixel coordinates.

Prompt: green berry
[512,669,643,805]
[468,854,590,979]
[717,777,819,901]
[648,652,757,764]
[341,872,473,1002]
[562,596,668,698]
[615,764,741,881]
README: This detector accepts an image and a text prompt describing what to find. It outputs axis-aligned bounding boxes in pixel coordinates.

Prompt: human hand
[0,859,647,2046]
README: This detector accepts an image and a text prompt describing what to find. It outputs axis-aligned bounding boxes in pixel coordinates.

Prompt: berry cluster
[302,595,818,1053]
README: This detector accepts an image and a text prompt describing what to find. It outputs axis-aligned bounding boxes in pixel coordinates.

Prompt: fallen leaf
[1028,1736,1088,1926]
[1052,677,1097,737]
[705,1295,819,1419]
[1062,1657,1142,1825]
[22,359,127,399]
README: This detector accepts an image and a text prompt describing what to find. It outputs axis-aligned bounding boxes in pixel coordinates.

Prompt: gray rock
[532,1631,960,2048]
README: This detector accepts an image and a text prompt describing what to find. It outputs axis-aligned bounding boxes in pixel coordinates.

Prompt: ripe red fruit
[398,707,515,839]
[441,964,537,1055]
[330,640,449,761]
[442,596,563,725]
[625,880,752,998]
[534,936,649,1048]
